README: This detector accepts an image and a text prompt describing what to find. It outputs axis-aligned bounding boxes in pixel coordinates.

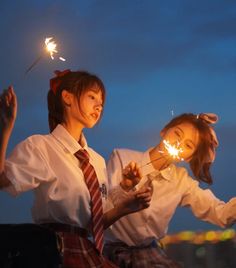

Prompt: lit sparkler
[139,139,184,171]
[124,139,184,183]
[162,139,184,161]
[25,37,66,75]
[45,37,57,59]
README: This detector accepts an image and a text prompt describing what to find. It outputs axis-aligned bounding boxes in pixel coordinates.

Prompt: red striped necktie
[74,149,104,253]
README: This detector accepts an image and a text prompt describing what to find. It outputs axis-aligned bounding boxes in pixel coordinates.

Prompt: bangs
[75,79,106,104]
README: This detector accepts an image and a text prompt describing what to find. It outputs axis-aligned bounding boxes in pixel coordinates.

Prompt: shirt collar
[142,148,175,182]
[51,124,88,155]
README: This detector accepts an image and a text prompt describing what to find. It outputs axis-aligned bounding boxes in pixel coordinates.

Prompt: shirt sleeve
[180,170,236,228]
[4,139,53,196]
[106,149,126,205]
[107,149,124,189]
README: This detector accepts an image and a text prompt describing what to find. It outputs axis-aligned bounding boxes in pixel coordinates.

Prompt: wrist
[115,201,130,217]
[120,180,133,192]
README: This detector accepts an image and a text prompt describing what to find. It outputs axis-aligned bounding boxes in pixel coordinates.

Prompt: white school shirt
[105,148,236,246]
[4,124,109,228]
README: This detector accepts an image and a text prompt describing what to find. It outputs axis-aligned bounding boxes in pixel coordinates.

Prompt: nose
[95,104,103,112]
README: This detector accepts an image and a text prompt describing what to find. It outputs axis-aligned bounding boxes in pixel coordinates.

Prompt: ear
[61,89,73,106]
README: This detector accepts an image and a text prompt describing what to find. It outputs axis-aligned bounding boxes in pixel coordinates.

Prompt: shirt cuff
[108,184,133,206]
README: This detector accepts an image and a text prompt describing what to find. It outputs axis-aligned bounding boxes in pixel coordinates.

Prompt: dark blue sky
[0,0,236,234]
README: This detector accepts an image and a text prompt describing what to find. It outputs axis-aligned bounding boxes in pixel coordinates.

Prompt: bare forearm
[103,205,130,229]
[0,130,12,188]
[103,187,151,229]
[0,128,11,170]
[0,86,17,188]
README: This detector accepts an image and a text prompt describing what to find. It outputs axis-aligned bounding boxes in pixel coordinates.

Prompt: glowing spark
[45,37,66,61]
[139,139,184,174]
[163,139,184,160]
[45,37,58,59]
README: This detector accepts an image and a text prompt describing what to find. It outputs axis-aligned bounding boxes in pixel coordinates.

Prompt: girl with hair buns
[0,70,151,267]
[104,113,236,268]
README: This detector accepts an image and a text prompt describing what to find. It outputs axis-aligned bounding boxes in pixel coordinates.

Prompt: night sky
[0,0,236,234]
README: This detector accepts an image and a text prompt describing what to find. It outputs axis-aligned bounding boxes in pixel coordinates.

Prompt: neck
[61,121,84,143]
[149,144,171,171]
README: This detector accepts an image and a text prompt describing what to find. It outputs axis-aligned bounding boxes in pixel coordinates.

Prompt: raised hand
[120,161,142,191]
[0,86,17,133]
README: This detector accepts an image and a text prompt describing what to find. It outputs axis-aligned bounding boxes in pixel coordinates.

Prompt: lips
[90,112,99,120]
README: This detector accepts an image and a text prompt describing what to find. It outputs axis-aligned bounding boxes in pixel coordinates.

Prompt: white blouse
[105,148,236,246]
[4,124,109,228]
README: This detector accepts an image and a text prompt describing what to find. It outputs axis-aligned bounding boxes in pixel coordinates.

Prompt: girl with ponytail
[0,70,151,267]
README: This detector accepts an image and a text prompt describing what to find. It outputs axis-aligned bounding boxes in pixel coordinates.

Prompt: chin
[86,122,97,128]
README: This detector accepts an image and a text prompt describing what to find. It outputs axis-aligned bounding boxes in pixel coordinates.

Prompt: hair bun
[198,113,218,124]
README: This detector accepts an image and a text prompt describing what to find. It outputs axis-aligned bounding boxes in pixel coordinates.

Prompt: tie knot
[75,149,89,162]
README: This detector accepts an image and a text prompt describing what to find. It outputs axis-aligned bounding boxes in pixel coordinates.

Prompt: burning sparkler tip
[44,36,66,61]
[163,139,183,160]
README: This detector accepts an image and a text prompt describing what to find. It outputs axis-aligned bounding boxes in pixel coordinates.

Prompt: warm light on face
[161,122,200,162]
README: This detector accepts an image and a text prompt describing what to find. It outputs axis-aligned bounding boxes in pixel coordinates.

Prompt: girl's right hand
[0,86,17,133]
[120,161,142,191]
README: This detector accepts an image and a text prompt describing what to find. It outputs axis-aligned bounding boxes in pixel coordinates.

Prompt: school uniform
[3,124,117,268]
[104,148,236,267]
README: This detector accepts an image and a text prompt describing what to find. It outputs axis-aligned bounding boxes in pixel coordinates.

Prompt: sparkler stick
[25,37,66,75]
[139,155,166,169]
[25,55,42,75]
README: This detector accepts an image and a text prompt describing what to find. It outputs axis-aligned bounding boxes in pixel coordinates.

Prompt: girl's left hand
[118,186,152,215]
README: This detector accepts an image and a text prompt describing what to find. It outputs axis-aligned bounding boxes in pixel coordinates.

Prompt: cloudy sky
[0,0,236,234]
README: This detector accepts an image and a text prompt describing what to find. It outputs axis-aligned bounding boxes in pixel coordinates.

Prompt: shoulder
[112,148,144,159]
[110,148,144,165]
[11,134,51,154]
[7,133,51,164]
[21,134,51,149]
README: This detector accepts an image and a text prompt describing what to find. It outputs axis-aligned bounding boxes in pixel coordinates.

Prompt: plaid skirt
[103,241,182,268]
[43,223,118,268]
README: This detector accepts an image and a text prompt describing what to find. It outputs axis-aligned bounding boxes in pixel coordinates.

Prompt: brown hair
[47,70,106,132]
[161,113,217,184]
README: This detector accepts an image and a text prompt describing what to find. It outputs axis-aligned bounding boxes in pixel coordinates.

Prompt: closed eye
[174,130,181,138]
[185,142,194,150]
